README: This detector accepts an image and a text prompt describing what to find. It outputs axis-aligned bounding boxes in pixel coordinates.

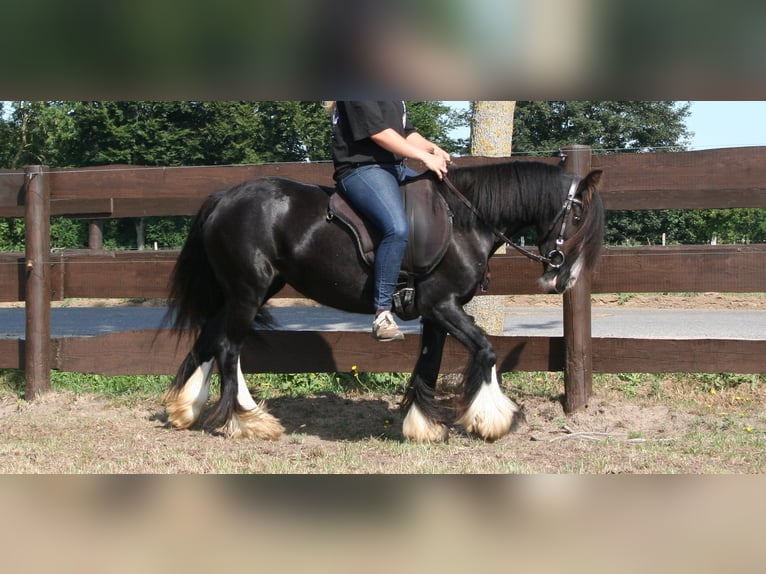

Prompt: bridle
[441,173,582,269]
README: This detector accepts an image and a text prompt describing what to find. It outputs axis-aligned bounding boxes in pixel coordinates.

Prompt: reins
[441,173,581,269]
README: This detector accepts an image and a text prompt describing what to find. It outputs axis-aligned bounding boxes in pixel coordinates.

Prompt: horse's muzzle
[538,275,561,294]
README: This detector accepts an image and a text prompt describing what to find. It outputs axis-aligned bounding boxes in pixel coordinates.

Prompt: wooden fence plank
[51,330,563,376]
[47,163,336,201]
[0,170,25,216]
[46,331,766,376]
[591,245,766,293]
[593,147,766,210]
[3,148,766,218]
[5,245,764,303]
[0,253,24,302]
[0,339,23,369]
[50,250,178,299]
[592,338,766,374]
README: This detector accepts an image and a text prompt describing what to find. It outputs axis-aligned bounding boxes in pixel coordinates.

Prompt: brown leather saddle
[326,176,453,319]
[327,176,452,274]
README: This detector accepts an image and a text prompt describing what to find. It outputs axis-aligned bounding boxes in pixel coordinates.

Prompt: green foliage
[407,101,470,154]
[50,217,88,250]
[50,371,172,398]
[251,101,333,163]
[606,208,766,246]
[0,368,409,402]
[512,100,692,155]
[252,370,408,399]
[0,101,72,168]
[143,216,193,250]
[0,218,25,251]
[0,100,338,170]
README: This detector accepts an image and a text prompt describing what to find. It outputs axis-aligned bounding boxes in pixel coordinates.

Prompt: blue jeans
[339,163,419,311]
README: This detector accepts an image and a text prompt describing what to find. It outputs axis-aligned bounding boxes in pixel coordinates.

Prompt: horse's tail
[163,190,226,334]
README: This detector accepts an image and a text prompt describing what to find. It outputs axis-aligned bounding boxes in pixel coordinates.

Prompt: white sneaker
[372,311,405,342]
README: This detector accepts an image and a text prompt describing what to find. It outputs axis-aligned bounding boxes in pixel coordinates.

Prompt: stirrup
[392,273,418,320]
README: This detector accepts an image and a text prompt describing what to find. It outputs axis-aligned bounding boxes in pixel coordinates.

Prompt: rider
[332,101,451,341]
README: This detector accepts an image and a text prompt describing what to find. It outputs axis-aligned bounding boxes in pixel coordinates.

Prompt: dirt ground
[2,374,764,473]
[1,292,765,473]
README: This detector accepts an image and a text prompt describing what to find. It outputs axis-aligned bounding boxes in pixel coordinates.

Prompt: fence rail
[2,146,766,406]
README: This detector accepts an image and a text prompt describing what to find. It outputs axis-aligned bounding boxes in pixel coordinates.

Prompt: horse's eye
[574,215,582,224]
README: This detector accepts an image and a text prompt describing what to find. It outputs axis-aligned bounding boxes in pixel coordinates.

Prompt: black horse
[163,161,604,442]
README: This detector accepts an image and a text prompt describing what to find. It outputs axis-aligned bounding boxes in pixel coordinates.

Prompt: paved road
[1,305,765,340]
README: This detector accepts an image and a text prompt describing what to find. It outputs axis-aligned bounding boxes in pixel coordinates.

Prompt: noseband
[442,174,581,269]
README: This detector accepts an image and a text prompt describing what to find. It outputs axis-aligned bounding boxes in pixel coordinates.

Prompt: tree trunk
[135,218,145,251]
[464,101,516,336]
[470,101,516,157]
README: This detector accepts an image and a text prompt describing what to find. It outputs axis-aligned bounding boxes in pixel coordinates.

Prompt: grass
[251,369,408,399]
[0,369,409,403]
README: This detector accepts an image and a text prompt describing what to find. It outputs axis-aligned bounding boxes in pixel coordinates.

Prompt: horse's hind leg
[401,319,450,442]
[220,356,284,440]
[164,320,219,430]
[204,299,284,440]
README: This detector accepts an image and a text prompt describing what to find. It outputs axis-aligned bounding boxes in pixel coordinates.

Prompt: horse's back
[205,176,332,231]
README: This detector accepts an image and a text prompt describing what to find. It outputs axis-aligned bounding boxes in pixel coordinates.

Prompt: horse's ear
[578,169,603,202]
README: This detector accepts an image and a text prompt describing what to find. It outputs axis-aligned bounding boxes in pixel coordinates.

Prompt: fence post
[24,165,51,400]
[560,145,593,413]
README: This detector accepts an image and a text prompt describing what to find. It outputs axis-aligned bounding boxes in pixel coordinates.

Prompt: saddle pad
[328,176,452,275]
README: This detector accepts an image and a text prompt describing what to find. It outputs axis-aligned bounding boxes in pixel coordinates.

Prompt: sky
[684,101,766,150]
[447,101,766,151]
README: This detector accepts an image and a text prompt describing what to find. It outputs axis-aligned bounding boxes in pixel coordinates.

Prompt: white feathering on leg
[223,359,285,440]
[456,368,519,441]
[165,359,213,429]
[402,403,449,443]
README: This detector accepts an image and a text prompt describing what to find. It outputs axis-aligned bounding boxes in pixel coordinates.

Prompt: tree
[512,101,692,155]
[0,101,72,168]
[407,101,470,155]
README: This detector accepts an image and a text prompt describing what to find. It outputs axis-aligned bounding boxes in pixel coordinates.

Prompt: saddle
[327,176,453,319]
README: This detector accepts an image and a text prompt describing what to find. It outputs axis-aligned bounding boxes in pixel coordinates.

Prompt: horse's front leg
[436,302,524,442]
[400,319,450,442]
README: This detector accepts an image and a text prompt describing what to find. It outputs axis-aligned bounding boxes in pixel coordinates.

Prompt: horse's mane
[441,161,565,232]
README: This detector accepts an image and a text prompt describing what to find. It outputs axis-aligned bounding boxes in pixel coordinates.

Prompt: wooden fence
[1,145,766,410]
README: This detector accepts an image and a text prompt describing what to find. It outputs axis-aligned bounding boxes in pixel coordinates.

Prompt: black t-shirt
[332,101,417,181]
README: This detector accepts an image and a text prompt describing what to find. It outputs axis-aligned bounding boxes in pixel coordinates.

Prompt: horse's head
[538,169,604,294]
